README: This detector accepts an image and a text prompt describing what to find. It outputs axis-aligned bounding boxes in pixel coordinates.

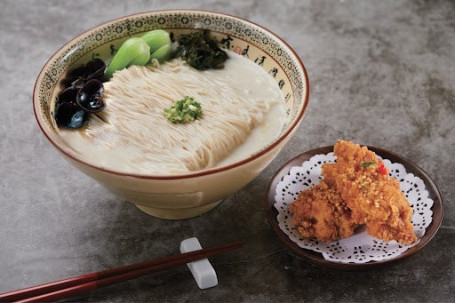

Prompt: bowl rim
[33,9,310,180]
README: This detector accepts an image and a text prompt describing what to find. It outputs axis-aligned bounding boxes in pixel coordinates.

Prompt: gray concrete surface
[0,0,454,302]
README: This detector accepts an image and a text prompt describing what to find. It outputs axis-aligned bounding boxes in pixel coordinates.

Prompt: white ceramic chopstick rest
[180,237,218,289]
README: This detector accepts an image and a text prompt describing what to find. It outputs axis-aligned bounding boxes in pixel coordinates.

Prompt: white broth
[58,52,286,174]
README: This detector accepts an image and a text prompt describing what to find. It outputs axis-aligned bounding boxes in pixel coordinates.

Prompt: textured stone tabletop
[1,0,454,302]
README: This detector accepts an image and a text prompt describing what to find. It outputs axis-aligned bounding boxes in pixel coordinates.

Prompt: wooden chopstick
[0,241,244,303]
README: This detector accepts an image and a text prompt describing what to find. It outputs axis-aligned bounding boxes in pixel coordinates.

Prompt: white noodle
[60,53,285,174]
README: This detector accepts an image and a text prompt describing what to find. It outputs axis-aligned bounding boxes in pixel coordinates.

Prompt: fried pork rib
[289,140,417,244]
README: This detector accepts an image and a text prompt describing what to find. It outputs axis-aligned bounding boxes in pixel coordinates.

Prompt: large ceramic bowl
[34,10,310,219]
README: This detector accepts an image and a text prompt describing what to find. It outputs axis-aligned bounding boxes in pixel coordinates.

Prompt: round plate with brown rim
[265,145,443,270]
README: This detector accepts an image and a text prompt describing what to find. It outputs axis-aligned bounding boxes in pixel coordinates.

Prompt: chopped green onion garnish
[164,96,203,124]
[361,161,376,167]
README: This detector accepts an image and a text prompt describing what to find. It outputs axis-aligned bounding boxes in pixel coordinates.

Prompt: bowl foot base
[134,200,222,220]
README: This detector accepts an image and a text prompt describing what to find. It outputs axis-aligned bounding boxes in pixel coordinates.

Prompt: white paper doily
[274,152,434,264]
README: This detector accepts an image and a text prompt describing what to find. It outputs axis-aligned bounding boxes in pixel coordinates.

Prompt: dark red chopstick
[0,241,244,303]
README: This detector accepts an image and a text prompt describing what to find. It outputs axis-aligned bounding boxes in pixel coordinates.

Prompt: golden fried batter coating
[289,180,357,242]
[289,140,417,244]
[322,140,416,244]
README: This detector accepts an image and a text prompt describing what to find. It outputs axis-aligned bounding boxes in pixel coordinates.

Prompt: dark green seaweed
[175,30,228,70]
